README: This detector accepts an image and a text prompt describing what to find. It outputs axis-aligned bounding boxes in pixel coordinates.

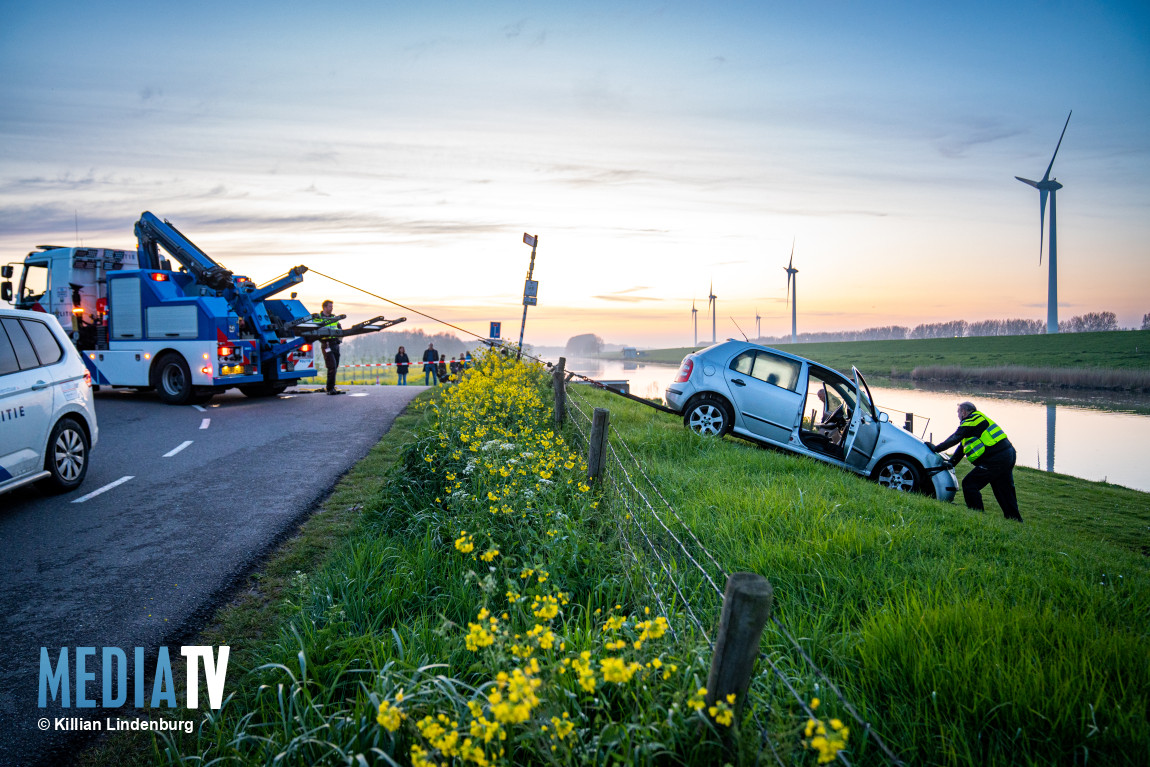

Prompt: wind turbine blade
[1015,176,1040,189]
[1042,110,1072,182]
[788,239,795,270]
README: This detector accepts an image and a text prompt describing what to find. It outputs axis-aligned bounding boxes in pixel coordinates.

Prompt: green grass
[638,330,1150,378]
[574,384,1150,765]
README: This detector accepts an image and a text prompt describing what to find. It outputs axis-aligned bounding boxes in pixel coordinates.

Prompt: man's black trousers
[324,348,340,392]
[961,446,1022,521]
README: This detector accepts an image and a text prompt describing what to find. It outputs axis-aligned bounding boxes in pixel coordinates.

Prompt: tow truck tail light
[218,346,233,357]
[674,358,694,383]
[150,272,169,282]
[299,344,311,353]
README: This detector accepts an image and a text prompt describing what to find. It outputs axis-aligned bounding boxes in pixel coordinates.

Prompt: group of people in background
[391,343,471,386]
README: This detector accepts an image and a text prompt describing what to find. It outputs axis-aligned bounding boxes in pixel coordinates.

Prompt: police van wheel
[153,353,193,405]
[38,417,89,493]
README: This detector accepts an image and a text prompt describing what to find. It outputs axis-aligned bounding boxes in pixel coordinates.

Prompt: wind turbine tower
[755,308,761,340]
[783,242,798,344]
[708,282,717,344]
[1016,111,1072,334]
[691,299,698,347]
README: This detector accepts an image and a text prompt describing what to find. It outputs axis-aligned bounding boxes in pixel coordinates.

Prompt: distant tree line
[341,328,478,362]
[752,311,1141,345]
[565,333,605,356]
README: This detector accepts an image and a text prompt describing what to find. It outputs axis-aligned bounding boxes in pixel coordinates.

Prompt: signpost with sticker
[517,233,539,359]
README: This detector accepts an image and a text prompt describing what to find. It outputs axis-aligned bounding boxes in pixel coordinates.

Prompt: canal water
[559,358,1150,494]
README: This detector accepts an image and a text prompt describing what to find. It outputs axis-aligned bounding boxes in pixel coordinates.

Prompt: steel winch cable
[310,269,680,413]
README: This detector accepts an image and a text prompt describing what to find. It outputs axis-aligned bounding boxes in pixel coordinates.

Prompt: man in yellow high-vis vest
[927,401,1022,522]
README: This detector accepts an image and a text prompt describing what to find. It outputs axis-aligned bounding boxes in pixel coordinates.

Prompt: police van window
[0,318,40,370]
[0,324,19,376]
[749,351,801,391]
[21,319,63,366]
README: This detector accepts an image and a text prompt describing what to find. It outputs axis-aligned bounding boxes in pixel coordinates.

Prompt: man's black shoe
[327,389,346,395]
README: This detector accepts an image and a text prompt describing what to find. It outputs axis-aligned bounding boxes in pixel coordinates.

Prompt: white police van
[1,308,98,495]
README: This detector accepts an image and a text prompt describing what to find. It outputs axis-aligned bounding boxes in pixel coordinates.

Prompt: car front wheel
[39,417,89,493]
[874,457,925,495]
[684,396,732,437]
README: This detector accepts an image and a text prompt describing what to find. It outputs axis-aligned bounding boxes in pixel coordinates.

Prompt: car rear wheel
[684,396,732,437]
[38,417,89,493]
[874,456,924,495]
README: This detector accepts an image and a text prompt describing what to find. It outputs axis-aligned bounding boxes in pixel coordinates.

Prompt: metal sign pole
[517,233,538,359]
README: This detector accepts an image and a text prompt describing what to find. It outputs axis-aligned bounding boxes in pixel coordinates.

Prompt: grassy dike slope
[638,329,1150,377]
[584,384,1149,765]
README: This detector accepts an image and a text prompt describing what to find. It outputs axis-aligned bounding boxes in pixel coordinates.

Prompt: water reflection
[557,357,1150,493]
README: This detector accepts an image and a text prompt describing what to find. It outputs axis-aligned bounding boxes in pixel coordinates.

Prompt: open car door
[841,367,881,470]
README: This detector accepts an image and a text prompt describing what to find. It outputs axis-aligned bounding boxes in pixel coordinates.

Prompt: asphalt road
[0,383,424,766]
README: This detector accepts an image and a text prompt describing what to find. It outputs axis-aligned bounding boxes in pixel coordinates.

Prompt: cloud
[935,122,1023,159]
[592,286,662,303]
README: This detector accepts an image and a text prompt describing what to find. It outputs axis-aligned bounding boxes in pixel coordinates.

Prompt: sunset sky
[2,1,1147,347]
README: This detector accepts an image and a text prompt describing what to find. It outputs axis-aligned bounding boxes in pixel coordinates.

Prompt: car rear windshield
[21,319,63,366]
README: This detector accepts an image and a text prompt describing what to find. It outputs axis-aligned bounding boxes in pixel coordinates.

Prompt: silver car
[664,340,957,500]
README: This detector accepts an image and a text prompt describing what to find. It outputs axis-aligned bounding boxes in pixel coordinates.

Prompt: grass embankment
[88,354,1149,766]
[638,330,1150,389]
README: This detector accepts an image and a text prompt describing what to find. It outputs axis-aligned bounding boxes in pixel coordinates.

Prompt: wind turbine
[755,308,761,340]
[783,241,798,344]
[691,298,698,347]
[1016,111,1072,334]
[707,282,717,344]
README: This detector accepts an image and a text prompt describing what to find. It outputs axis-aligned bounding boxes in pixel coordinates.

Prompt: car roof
[702,339,858,378]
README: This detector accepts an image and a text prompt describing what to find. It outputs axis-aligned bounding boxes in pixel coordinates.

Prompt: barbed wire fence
[562,379,906,767]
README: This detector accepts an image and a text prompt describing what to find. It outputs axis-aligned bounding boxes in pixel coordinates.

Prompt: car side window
[0,318,40,371]
[730,351,754,376]
[21,319,63,366]
[0,323,20,376]
[749,351,801,391]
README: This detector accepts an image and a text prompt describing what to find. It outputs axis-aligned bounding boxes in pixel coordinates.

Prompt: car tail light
[83,370,92,386]
[674,358,694,383]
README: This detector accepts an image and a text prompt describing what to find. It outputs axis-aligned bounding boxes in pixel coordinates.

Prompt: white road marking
[192,404,206,412]
[200,418,210,429]
[164,441,193,458]
[71,476,134,503]
[350,393,369,397]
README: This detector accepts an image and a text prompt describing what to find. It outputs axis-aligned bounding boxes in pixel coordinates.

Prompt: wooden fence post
[706,573,774,727]
[587,407,610,482]
[553,357,566,425]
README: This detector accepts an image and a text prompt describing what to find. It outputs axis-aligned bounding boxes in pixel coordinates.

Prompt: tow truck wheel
[153,353,193,405]
[684,395,733,437]
[874,457,926,495]
[239,382,288,398]
[38,417,89,493]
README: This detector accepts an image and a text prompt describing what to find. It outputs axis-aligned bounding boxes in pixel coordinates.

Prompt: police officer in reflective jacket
[927,401,1022,522]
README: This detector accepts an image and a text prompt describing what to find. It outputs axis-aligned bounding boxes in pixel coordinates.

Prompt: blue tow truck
[1,212,402,404]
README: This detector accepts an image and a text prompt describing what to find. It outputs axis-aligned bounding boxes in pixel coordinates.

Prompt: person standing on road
[422,343,438,386]
[319,300,343,395]
[394,346,410,385]
[927,401,1022,522]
